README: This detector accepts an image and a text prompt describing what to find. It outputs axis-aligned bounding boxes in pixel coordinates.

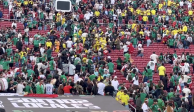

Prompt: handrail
[129,103,136,112]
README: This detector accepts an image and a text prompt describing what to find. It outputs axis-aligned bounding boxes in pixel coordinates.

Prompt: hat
[107,56,111,59]
[114,76,117,79]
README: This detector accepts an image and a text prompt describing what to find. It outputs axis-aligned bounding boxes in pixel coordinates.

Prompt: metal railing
[129,103,136,112]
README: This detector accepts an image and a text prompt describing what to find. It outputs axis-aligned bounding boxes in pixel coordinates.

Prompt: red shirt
[63,86,72,93]
[79,14,84,20]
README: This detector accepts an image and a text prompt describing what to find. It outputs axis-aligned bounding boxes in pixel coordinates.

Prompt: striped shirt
[0,78,8,91]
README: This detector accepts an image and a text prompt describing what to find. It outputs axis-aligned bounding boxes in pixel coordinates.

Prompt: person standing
[0,74,8,92]
[158,63,166,80]
[111,76,119,95]
[104,82,115,96]
[69,62,76,75]
[107,60,114,75]
[150,52,158,64]
[45,80,54,94]
[16,80,25,94]
[97,79,105,95]
[24,82,33,94]
[36,80,44,94]
[120,90,130,110]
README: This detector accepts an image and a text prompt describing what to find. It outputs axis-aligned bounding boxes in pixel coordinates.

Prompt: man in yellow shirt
[151,9,156,16]
[120,90,130,109]
[143,15,148,24]
[46,39,52,48]
[182,25,187,32]
[188,10,193,16]
[94,10,100,17]
[115,87,124,101]
[158,63,166,80]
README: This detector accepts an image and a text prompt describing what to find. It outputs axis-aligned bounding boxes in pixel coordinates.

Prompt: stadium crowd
[0,0,194,111]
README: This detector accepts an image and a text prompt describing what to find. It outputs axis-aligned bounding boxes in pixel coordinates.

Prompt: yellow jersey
[143,16,148,22]
[120,94,130,105]
[158,66,166,76]
[116,91,124,101]
[46,41,52,48]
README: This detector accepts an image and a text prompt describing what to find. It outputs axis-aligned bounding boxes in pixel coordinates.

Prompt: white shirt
[182,88,191,97]
[45,84,54,94]
[187,36,192,42]
[9,3,13,12]
[37,63,44,71]
[183,75,190,83]
[179,1,184,6]
[68,64,76,75]
[84,13,91,20]
[77,78,83,82]
[184,63,190,73]
[66,40,73,48]
[94,3,99,9]
[39,74,46,79]
[97,82,105,95]
[117,9,121,15]
[111,0,115,4]
[133,77,139,85]
[18,33,22,39]
[188,2,191,8]
[40,48,45,56]
[138,44,142,50]
[179,75,190,84]
[11,22,17,28]
[98,4,103,9]
[111,80,119,90]
[16,83,25,94]
[74,74,79,83]
[147,61,155,70]
[150,54,158,63]
[123,45,128,52]
[142,102,149,112]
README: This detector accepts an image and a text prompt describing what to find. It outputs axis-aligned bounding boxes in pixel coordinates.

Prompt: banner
[0,93,23,96]
[0,96,129,112]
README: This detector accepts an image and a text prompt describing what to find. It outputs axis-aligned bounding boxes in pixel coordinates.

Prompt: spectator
[63,83,72,95]
[158,63,166,80]
[97,79,105,95]
[104,81,115,96]
[16,80,24,94]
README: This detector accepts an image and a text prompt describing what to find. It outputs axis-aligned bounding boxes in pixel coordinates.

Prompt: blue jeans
[143,76,148,82]
[137,53,143,57]
[113,90,118,98]
[125,105,130,110]
[44,26,47,30]
[24,41,28,45]
[57,26,61,31]
[160,76,164,80]
[180,83,184,91]
[147,39,151,46]
[184,46,189,49]
[15,62,19,67]
[38,27,42,30]
[133,45,137,48]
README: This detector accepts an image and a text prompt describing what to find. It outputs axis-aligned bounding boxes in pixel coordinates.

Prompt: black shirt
[8,84,16,93]
[76,64,81,72]
[104,85,115,96]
